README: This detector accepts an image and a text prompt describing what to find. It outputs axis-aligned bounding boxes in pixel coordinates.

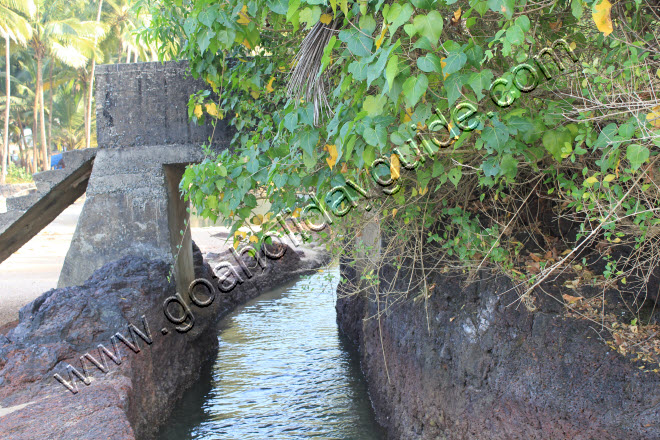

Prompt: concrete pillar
[58,61,230,290]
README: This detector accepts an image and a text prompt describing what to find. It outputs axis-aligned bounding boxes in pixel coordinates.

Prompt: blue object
[51,153,63,169]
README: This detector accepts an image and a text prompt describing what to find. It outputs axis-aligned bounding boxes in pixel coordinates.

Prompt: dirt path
[0,197,231,328]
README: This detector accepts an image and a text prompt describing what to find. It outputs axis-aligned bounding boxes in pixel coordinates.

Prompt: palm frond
[287,17,340,127]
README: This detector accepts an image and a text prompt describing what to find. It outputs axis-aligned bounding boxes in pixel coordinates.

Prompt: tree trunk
[85,0,103,150]
[125,47,131,63]
[32,90,38,173]
[17,113,25,170]
[133,50,138,63]
[48,60,53,152]
[37,56,47,170]
[2,32,10,184]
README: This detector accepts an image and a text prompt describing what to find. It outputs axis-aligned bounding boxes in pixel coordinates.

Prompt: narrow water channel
[158,267,385,440]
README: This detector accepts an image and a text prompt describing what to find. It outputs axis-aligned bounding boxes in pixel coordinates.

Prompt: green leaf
[402,74,428,107]
[197,28,215,54]
[417,53,443,73]
[367,49,389,86]
[447,167,462,187]
[385,3,414,36]
[198,8,217,27]
[505,24,524,45]
[298,129,320,157]
[487,0,514,19]
[515,15,530,32]
[363,95,387,117]
[411,0,437,9]
[482,125,509,153]
[432,160,445,178]
[571,0,583,19]
[444,73,465,106]
[386,54,399,89]
[339,28,374,56]
[273,173,288,188]
[543,129,573,161]
[267,0,288,15]
[626,144,650,171]
[500,154,518,179]
[413,11,443,46]
[442,51,467,75]
[467,69,494,101]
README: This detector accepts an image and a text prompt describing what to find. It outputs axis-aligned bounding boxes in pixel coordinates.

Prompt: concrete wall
[59,61,231,291]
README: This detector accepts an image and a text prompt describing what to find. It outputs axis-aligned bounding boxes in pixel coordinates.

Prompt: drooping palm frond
[287,17,340,127]
[0,0,34,45]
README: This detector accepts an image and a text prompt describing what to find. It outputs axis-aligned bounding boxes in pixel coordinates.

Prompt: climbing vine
[139,0,660,335]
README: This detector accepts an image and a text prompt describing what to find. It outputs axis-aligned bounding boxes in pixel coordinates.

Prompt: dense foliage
[142,0,660,319]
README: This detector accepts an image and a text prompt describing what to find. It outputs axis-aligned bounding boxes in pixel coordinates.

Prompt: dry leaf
[390,154,401,179]
[205,102,218,117]
[646,105,660,128]
[326,144,338,170]
[238,5,251,24]
[451,7,462,25]
[549,20,562,31]
[320,13,333,25]
[266,77,275,93]
[562,294,584,303]
[375,26,388,49]
[592,0,613,36]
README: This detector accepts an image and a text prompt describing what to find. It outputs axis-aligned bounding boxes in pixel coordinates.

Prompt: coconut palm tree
[0,0,34,183]
[27,0,105,169]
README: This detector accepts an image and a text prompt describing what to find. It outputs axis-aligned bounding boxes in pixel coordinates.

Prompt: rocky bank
[0,241,327,439]
[337,259,660,439]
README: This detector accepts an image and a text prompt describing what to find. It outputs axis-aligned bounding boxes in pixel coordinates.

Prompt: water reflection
[158,268,385,440]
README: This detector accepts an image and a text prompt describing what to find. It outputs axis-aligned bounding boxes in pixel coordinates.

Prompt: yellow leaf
[647,105,660,128]
[250,90,260,99]
[242,39,252,49]
[403,107,413,123]
[391,208,398,217]
[603,174,616,182]
[205,102,218,117]
[326,144,338,170]
[193,104,203,118]
[292,207,301,218]
[320,13,333,25]
[251,214,264,225]
[585,176,599,185]
[569,41,576,50]
[419,186,428,195]
[375,26,388,49]
[238,5,251,24]
[249,235,259,243]
[390,154,401,180]
[592,0,613,37]
[266,77,275,93]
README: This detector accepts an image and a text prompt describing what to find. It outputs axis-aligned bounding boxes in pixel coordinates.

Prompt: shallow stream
[158,267,385,440]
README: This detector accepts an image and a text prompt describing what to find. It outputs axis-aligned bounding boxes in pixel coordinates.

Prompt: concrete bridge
[0,61,231,294]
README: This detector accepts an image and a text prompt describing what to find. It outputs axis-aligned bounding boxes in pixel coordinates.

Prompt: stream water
[157,267,385,440]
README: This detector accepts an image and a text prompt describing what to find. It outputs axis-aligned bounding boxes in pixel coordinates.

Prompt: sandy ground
[0,197,232,328]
